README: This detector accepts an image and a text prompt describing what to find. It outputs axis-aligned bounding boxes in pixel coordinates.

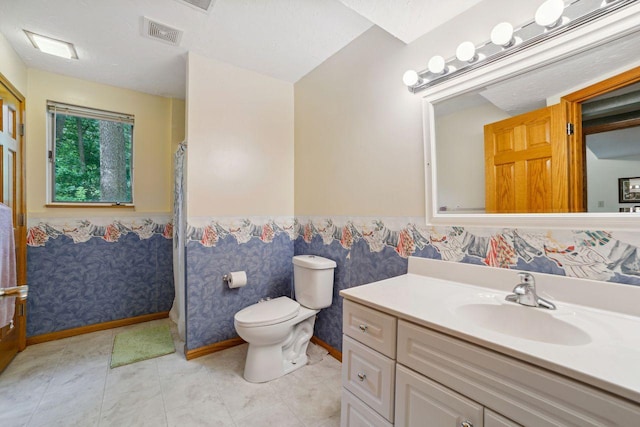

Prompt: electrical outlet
[598,201,605,208]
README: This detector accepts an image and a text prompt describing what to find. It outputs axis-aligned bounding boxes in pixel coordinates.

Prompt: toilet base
[243,315,316,383]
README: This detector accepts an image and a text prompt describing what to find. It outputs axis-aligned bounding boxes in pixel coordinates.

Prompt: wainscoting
[25,215,640,357]
[26,218,173,337]
[185,231,294,350]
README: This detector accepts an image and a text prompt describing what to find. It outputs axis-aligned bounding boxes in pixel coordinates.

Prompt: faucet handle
[518,272,535,286]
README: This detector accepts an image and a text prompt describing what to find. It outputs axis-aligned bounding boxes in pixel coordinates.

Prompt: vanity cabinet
[342,300,397,426]
[343,335,395,420]
[395,364,484,426]
[342,299,640,427]
[484,410,521,427]
[342,299,396,358]
[397,319,640,426]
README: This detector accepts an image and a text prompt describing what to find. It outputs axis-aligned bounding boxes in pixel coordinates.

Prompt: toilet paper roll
[227,271,247,289]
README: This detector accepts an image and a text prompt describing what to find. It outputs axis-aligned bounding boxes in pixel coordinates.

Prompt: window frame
[46,100,135,207]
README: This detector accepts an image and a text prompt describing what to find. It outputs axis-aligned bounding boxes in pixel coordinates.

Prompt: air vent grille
[142,18,183,46]
[177,0,214,13]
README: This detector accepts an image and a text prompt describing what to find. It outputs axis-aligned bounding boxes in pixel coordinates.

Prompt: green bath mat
[110,324,175,368]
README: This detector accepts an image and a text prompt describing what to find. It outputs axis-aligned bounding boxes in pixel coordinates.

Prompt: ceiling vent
[142,17,183,46]
[176,0,215,13]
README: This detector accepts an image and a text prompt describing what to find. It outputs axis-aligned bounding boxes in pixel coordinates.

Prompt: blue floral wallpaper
[26,218,173,337]
[187,234,293,349]
[25,213,640,355]
[293,236,413,352]
[294,217,640,351]
[185,221,294,350]
[183,216,640,353]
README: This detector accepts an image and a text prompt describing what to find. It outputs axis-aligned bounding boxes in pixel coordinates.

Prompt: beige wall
[295,27,423,216]
[186,53,294,217]
[0,33,27,95]
[26,69,175,217]
[435,102,510,211]
[294,0,541,217]
[170,98,186,149]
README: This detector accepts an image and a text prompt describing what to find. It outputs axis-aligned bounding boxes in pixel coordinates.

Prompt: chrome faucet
[505,272,556,310]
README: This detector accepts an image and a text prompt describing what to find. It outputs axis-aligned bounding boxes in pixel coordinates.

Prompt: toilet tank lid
[234,296,300,327]
[292,255,337,269]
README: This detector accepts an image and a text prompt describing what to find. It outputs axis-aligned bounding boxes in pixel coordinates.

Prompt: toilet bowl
[233,255,336,383]
[234,297,317,383]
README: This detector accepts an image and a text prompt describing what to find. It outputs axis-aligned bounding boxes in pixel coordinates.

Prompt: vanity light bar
[404,0,637,93]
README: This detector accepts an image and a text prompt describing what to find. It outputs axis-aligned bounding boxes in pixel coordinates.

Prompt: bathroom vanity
[340,257,640,426]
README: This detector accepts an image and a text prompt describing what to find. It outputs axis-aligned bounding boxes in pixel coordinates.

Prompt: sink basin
[455,303,592,346]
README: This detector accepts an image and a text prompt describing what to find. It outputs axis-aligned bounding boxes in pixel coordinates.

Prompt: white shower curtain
[169,141,187,341]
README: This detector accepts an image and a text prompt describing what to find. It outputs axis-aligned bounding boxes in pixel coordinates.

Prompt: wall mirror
[423,2,640,230]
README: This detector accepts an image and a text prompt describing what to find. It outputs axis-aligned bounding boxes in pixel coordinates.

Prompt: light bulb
[402,70,421,87]
[535,0,565,29]
[428,55,447,74]
[456,41,478,63]
[491,22,516,47]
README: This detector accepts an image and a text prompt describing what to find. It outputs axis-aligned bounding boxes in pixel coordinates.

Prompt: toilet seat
[234,296,300,328]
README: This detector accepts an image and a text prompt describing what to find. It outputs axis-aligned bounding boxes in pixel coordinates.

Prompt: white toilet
[234,255,336,383]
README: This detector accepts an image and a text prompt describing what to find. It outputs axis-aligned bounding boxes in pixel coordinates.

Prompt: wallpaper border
[26,216,172,246]
[26,214,640,285]
[295,216,640,284]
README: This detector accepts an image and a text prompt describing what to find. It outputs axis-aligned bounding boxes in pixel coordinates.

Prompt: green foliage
[53,114,132,202]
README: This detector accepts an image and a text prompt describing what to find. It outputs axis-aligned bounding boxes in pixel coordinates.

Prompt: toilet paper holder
[223,271,248,288]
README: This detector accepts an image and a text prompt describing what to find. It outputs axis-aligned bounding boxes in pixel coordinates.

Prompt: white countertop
[340,271,640,404]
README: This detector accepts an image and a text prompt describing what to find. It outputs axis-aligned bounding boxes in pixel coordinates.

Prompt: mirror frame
[423,2,640,230]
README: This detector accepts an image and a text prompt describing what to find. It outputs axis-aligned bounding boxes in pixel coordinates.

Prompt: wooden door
[0,75,26,373]
[484,104,569,213]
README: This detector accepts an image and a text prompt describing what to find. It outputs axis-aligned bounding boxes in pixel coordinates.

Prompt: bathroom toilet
[234,255,336,383]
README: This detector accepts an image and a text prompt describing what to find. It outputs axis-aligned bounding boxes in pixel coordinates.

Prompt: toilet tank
[292,255,337,309]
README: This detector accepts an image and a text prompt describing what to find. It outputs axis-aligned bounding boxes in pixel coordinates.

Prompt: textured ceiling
[0,0,481,99]
[0,0,372,98]
[588,127,640,160]
[479,29,640,116]
[338,0,483,43]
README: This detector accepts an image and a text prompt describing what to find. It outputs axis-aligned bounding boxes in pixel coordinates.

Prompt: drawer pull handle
[357,372,366,381]
[460,421,473,427]
[358,324,368,333]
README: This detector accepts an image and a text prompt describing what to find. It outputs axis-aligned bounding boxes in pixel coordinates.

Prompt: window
[47,101,134,205]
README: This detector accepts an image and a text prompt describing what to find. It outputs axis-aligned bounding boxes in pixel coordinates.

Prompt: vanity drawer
[395,364,483,427]
[341,389,393,427]
[343,335,395,422]
[485,410,521,427]
[397,320,640,426]
[343,299,397,358]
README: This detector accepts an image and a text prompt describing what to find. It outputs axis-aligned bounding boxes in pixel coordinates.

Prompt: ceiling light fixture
[535,0,567,29]
[428,56,448,75]
[402,70,423,87]
[24,30,78,59]
[490,22,517,48]
[456,41,480,63]
[402,0,636,94]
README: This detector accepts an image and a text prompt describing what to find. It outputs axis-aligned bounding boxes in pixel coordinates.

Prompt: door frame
[561,65,640,212]
[0,71,27,352]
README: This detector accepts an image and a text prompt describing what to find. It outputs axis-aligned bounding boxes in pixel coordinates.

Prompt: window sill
[45,203,135,208]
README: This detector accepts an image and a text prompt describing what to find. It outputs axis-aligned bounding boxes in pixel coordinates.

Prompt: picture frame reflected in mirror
[618,177,640,204]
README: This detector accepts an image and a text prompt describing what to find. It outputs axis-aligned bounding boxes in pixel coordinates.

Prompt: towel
[0,203,17,328]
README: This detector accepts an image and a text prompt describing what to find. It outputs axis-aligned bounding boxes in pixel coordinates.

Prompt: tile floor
[0,319,343,427]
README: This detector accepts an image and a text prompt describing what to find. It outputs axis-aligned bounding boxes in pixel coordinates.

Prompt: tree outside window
[48,102,133,204]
